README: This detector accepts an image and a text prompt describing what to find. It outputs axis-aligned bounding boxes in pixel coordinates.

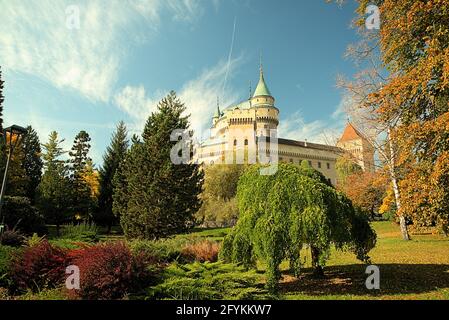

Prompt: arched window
[244,139,248,146]
[233,139,237,146]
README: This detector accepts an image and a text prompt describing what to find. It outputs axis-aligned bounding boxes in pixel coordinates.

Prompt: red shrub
[10,240,69,293]
[181,240,220,262]
[69,241,154,300]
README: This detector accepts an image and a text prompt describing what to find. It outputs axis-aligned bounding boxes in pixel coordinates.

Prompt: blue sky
[0,0,361,166]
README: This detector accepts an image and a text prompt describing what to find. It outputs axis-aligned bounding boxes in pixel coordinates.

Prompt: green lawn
[279,221,449,300]
[173,221,449,300]
[46,221,449,300]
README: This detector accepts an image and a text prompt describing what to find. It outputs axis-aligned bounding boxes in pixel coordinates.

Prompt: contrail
[222,16,237,104]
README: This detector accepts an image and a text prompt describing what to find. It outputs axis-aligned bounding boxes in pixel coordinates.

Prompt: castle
[194,65,374,185]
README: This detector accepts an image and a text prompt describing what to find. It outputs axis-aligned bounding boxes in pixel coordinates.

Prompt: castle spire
[213,96,220,118]
[253,54,272,98]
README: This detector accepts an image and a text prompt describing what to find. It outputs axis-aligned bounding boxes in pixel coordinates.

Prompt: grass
[37,221,449,300]
[279,221,449,300]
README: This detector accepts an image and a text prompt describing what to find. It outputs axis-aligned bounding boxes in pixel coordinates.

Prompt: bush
[69,241,156,300]
[181,240,220,263]
[0,230,25,247]
[61,222,99,243]
[0,245,20,288]
[2,196,47,235]
[129,237,191,263]
[9,240,69,293]
[146,262,273,300]
[129,237,219,264]
[16,288,68,300]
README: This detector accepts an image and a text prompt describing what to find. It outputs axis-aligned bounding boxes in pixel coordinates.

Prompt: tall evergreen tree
[22,126,43,203]
[113,91,204,239]
[36,131,71,236]
[96,121,129,232]
[68,130,93,220]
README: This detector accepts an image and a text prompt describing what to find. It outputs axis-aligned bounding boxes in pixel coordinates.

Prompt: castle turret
[337,122,375,172]
[251,64,275,108]
[212,98,221,126]
[248,63,279,137]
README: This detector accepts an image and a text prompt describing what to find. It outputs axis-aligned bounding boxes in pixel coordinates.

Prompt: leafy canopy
[221,162,376,292]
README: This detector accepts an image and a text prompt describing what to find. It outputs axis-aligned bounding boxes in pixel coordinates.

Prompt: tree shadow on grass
[280,264,449,297]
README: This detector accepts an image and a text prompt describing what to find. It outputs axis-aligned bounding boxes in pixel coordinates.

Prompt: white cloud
[278,94,351,146]
[179,57,241,137]
[114,57,243,138]
[0,0,203,103]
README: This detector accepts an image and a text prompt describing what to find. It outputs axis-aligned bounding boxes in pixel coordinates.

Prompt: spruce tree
[113,91,204,239]
[68,130,92,220]
[22,126,43,203]
[97,121,129,232]
[36,131,71,236]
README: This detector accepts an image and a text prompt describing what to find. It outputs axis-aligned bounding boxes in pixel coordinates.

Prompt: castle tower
[337,122,375,172]
[250,63,279,137]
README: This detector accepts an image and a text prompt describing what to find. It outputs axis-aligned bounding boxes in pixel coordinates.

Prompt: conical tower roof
[253,65,272,97]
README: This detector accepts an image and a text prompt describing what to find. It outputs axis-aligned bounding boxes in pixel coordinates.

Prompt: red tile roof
[339,123,364,142]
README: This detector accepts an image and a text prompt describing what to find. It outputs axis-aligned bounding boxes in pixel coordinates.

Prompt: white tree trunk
[387,128,410,240]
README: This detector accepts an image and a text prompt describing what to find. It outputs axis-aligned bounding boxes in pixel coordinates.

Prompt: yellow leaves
[81,161,100,199]
[379,186,395,214]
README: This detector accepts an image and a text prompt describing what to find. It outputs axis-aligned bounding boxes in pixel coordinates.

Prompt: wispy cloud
[0,0,203,103]
[114,56,243,138]
[278,93,351,146]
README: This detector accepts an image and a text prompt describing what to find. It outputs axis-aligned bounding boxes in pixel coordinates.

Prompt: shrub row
[2,240,157,300]
[129,238,220,264]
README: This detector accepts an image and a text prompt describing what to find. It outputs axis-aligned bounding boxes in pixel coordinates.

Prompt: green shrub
[2,196,47,235]
[16,288,68,300]
[0,245,20,288]
[145,262,273,300]
[129,237,191,263]
[61,222,99,242]
[49,239,86,250]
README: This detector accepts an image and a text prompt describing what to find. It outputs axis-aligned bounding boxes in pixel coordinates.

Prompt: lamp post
[0,125,27,234]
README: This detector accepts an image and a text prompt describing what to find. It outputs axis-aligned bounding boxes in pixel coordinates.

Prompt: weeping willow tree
[220,162,377,292]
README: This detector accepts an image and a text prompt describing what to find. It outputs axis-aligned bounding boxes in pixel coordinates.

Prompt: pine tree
[113,91,204,239]
[36,131,71,236]
[22,126,43,203]
[97,121,129,232]
[68,130,93,220]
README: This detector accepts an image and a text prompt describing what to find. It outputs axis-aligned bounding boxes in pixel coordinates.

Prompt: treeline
[0,69,204,239]
[336,0,449,238]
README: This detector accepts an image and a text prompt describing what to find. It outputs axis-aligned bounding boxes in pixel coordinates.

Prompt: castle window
[244,139,248,146]
[308,160,312,166]
[233,139,237,146]
[289,158,293,163]
[327,162,330,169]
[318,162,322,169]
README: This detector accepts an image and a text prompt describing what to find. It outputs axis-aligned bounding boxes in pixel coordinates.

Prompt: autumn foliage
[9,241,69,293]
[351,0,449,235]
[181,240,221,263]
[68,241,154,300]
